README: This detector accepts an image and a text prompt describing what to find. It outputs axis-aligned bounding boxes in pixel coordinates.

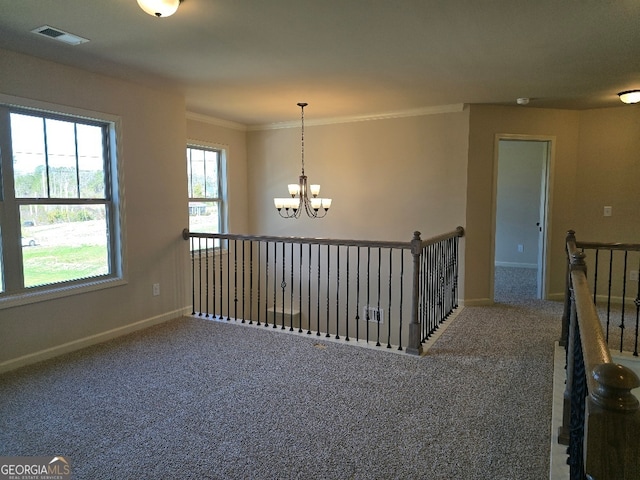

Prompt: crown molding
[249,103,466,131]
[186,111,247,131]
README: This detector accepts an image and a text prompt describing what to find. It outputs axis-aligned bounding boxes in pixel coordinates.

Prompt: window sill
[0,277,127,311]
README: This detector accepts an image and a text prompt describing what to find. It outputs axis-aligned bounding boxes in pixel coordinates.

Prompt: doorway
[493,136,552,302]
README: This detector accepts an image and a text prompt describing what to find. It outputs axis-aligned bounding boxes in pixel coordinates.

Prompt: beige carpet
[0,290,561,479]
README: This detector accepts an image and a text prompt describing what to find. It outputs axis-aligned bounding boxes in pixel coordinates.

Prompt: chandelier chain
[300,103,305,176]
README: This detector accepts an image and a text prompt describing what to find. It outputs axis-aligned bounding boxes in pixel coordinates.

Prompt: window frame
[0,95,126,310]
[186,141,228,239]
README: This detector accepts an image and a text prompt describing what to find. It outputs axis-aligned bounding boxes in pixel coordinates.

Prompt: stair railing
[558,230,640,480]
[182,227,464,354]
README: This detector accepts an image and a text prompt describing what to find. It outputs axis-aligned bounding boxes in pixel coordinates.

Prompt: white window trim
[0,93,128,310]
[186,139,229,235]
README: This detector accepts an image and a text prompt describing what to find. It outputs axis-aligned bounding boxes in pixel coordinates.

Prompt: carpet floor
[0,272,562,479]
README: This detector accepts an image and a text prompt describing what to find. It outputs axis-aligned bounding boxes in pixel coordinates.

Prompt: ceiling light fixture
[618,90,640,105]
[274,103,332,219]
[137,0,182,18]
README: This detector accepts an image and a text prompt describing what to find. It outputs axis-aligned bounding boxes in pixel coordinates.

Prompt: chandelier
[274,103,332,218]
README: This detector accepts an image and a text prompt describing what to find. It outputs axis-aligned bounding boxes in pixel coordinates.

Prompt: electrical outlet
[152,283,160,296]
[604,206,612,217]
[362,306,384,324]
[517,244,524,253]
[630,270,639,282]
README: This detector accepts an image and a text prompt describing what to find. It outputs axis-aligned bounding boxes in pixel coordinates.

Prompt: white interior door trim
[490,133,556,301]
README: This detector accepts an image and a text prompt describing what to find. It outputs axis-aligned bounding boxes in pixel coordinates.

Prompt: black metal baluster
[326,244,331,338]
[218,242,223,320]
[233,239,238,321]
[316,244,321,336]
[226,239,231,321]
[205,237,209,317]
[568,321,586,480]
[335,245,340,340]
[211,236,216,318]
[387,248,393,348]
[280,242,286,330]
[190,237,196,315]
[356,246,361,342]
[453,236,459,308]
[290,242,295,331]
[376,247,382,347]
[298,243,303,333]
[274,241,279,329]
[249,240,253,325]
[398,251,404,351]
[634,255,640,357]
[606,250,613,340]
[345,246,350,342]
[593,249,599,304]
[620,250,629,352]
[422,245,428,341]
[241,240,246,323]
[198,237,203,316]
[257,241,262,326]
[307,243,312,334]
[366,247,371,343]
[264,242,270,327]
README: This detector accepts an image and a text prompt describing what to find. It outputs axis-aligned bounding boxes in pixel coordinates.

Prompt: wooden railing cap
[591,363,640,412]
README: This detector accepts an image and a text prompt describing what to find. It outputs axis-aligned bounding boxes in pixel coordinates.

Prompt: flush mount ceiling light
[137,0,182,17]
[618,90,640,104]
[274,103,332,219]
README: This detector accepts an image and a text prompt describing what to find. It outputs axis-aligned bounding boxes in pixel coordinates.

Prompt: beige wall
[466,105,581,303]
[466,104,640,304]
[574,105,640,243]
[247,109,470,242]
[0,49,191,370]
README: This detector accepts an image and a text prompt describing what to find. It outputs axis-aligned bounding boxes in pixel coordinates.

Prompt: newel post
[584,363,640,480]
[406,231,423,356]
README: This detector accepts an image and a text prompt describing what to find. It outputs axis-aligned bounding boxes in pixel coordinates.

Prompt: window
[0,105,122,301]
[187,144,226,243]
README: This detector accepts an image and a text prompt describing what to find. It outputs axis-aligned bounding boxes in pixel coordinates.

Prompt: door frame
[490,133,556,301]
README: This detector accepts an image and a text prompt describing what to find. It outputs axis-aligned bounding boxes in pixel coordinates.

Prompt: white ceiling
[0,0,638,125]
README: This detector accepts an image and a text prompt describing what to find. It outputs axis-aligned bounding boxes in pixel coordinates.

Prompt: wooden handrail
[562,230,640,480]
[576,241,640,252]
[183,226,465,251]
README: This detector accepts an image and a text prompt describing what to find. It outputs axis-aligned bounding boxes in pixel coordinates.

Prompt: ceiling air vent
[31,25,89,46]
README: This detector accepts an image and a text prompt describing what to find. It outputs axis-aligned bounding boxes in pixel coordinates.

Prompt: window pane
[188,201,219,233]
[77,124,106,199]
[45,119,78,198]
[188,148,205,198]
[11,113,47,198]
[204,150,219,198]
[20,204,109,288]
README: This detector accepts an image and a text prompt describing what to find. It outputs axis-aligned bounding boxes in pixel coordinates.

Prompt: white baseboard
[494,262,537,269]
[0,307,191,374]
[460,298,494,307]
